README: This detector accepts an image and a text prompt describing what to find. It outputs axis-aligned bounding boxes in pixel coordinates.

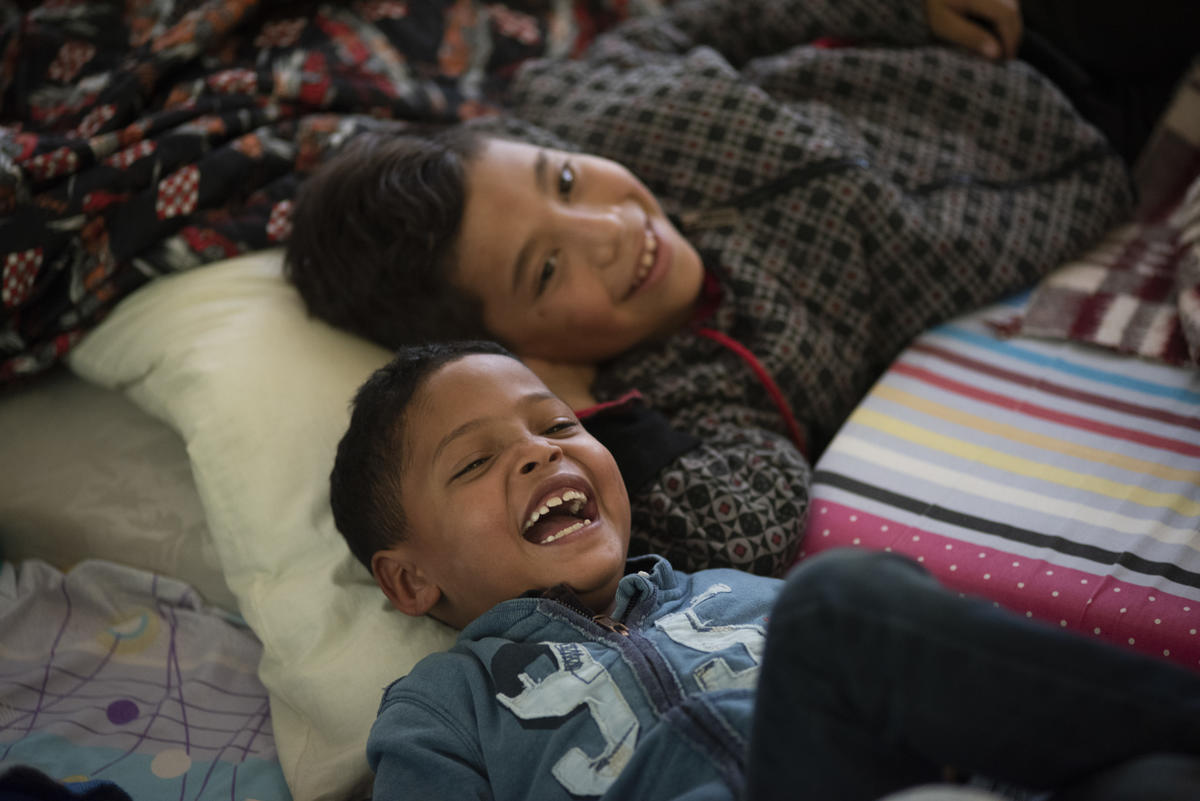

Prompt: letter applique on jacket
[654,583,766,691]
[492,642,639,796]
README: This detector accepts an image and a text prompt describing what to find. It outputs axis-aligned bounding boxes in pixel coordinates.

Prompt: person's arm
[368,693,491,801]
[583,393,811,578]
[578,392,700,497]
[604,0,934,65]
[924,0,1021,59]
[595,0,1020,66]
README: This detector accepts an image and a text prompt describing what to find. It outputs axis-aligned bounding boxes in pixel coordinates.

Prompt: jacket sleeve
[583,392,810,578]
[368,694,491,801]
[632,404,810,578]
[579,392,699,496]
[598,0,934,66]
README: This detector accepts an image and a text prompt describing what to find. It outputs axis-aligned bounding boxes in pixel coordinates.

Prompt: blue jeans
[744,549,1200,801]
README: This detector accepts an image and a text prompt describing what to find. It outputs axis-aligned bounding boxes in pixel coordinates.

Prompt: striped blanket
[802,296,1200,671]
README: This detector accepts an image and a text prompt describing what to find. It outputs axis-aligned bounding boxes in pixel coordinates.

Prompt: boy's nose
[570,205,629,270]
[519,439,562,475]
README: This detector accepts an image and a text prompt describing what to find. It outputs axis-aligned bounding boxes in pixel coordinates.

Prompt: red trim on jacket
[690,271,724,325]
[577,389,643,419]
[694,327,808,458]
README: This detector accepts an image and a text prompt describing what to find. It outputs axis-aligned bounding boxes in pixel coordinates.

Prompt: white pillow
[69,250,458,801]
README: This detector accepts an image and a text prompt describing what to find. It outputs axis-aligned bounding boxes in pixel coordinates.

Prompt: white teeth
[540,519,592,544]
[523,489,589,532]
[633,228,657,286]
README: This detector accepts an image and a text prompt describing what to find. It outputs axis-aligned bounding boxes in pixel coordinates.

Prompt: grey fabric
[0,368,233,610]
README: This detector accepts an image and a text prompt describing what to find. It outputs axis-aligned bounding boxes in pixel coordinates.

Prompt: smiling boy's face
[452,139,705,364]
[372,354,631,629]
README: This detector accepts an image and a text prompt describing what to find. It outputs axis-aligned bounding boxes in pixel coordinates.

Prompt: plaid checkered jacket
[501,0,1131,576]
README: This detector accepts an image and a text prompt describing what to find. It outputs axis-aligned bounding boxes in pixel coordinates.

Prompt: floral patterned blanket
[0,0,648,383]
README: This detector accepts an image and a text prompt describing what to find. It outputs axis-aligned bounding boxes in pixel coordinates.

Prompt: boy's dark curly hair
[284,127,491,348]
[331,340,517,572]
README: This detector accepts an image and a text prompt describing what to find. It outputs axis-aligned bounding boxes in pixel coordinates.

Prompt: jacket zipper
[593,614,630,636]
[544,585,721,722]
[543,583,747,787]
[542,584,632,637]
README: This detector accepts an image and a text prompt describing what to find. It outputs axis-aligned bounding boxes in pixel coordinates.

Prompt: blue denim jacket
[367,555,782,800]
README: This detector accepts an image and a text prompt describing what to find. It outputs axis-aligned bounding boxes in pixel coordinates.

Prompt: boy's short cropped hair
[331,340,516,572]
[285,128,491,349]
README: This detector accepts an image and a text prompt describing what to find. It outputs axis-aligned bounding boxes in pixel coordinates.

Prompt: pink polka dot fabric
[802,500,1200,667]
[799,300,1200,671]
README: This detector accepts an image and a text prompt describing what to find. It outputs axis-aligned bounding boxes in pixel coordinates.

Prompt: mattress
[802,297,1200,670]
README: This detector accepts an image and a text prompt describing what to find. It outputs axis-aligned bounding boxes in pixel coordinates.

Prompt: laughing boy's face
[379,353,631,629]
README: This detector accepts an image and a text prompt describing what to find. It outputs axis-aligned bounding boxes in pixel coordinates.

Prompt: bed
[9,262,1200,801]
[801,292,1200,669]
[2,2,1199,801]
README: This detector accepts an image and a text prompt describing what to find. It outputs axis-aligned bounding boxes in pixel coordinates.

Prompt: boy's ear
[371,548,442,617]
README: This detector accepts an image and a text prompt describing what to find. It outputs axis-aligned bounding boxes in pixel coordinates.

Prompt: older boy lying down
[289,0,1154,576]
[331,340,1200,801]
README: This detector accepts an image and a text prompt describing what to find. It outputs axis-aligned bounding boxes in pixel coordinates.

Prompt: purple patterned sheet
[0,558,288,800]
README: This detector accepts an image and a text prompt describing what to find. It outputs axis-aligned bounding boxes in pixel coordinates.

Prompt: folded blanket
[1018,60,1200,366]
[0,0,648,384]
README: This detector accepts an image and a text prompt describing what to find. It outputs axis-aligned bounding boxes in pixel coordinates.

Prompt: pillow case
[68,250,458,801]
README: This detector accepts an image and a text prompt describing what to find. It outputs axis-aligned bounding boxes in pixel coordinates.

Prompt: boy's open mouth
[521,484,598,545]
[624,223,660,300]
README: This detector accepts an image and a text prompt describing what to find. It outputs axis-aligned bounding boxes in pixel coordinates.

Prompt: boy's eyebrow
[431,389,560,465]
[510,150,550,295]
[433,418,487,466]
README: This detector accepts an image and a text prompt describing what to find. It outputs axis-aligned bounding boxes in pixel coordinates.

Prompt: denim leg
[744,549,1200,801]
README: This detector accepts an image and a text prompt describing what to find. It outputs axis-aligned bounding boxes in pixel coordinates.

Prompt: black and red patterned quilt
[0,0,646,383]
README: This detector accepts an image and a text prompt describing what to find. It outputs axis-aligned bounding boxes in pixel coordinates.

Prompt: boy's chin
[575,585,620,616]
[572,565,626,612]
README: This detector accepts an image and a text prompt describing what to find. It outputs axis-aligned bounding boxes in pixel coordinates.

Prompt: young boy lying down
[290,0,1147,576]
[332,340,1200,801]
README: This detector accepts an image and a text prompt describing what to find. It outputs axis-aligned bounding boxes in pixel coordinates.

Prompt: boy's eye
[535,253,558,297]
[452,456,488,480]
[557,162,575,198]
[544,420,577,435]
